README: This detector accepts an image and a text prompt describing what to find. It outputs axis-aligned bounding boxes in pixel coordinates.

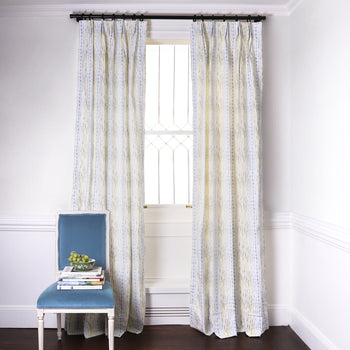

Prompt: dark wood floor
[0,326,309,350]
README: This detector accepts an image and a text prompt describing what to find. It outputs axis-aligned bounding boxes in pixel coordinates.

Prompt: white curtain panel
[71,19,146,338]
[190,21,268,338]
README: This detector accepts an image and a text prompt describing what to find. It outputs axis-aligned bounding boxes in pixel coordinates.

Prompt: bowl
[71,259,95,271]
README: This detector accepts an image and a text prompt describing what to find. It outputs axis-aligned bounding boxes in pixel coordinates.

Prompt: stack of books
[57,266,104,290]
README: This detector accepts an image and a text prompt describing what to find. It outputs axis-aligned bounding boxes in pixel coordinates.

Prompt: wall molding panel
[0,211,348,341]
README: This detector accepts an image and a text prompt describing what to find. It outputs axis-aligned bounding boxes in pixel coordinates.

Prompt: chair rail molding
[1,212,349,252]
[0,215,55,232]
[292,212,350,253]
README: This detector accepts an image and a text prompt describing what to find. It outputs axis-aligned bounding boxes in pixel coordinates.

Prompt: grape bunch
[68,251,90,265]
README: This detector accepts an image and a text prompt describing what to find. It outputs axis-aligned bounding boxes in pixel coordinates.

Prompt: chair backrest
[56,211,110,273]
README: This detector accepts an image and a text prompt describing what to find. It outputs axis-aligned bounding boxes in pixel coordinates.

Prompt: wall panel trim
[1,213,349,251]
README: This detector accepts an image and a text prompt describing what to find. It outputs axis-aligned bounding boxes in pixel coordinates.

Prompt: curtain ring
[112,14,116,20]
[89,13,92,20]
[223,15,226,22]
[101,13,105,20]
[248,15,252,22]
[193,15,197,22]
[122,14,125,21]
[132,14,136,21]
[201,15,204,22]
[140,14,144,21]
[212,15,215,21]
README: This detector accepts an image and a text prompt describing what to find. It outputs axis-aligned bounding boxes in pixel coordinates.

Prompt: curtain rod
[70,13,266,22]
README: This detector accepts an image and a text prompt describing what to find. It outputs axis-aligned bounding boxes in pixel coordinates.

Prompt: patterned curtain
[190,21,268,338]
[70,19,146,338]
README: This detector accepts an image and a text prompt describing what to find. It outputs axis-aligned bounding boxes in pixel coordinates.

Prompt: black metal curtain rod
[70,13,266,22]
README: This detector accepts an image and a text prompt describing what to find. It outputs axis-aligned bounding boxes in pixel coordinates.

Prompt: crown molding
[0,3,295,18]
[285,0,304,15]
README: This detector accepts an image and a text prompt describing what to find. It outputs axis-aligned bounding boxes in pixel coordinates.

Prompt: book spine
[58,281,104,286]
[57,285,103,290]
[60,278,103,282]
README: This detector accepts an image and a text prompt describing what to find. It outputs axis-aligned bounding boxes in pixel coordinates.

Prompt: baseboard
[2,304,337,350]
[290,308,338,350]
[0,304,339,350]
[267,304,289,326]
[0,302,290,328]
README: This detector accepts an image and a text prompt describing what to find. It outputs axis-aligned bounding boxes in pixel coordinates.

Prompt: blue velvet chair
[36,211,115,350]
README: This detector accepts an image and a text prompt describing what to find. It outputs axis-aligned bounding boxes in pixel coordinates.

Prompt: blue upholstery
[37,281,115,309]
[58,213,107,270]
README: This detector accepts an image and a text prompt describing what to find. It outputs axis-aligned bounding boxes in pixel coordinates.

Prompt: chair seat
[37,281,115,309]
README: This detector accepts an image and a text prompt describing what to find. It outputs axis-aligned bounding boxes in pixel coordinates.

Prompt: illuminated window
[145,45,193,205]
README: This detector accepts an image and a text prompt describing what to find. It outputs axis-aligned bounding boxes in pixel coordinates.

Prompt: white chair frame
[36,210,115,350]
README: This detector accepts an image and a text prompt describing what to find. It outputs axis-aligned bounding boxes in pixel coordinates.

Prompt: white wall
[290,0,350,229]
[262,15,291,212]
[289,0,350,349]
[0,14,292,328]
[0,17,77,216]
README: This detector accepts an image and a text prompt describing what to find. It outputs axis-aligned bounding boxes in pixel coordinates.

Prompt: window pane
[174,144,189,204]
[145,46,159,130]
[145,138,159,204]
[174,45,189,130]
[159,143,174,204]
[159,46,175,129]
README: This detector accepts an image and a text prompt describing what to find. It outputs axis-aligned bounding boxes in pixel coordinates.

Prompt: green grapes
[68,251,90,265]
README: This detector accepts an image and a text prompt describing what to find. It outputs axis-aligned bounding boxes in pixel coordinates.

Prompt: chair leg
[57,313,62,340]
[108,310,115,350]
[37,310,44,350]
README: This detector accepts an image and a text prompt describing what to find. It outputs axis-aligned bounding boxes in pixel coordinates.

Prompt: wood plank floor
[0,326,310,350]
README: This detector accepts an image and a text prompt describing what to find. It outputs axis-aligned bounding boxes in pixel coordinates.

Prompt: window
[144,44,193,205]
